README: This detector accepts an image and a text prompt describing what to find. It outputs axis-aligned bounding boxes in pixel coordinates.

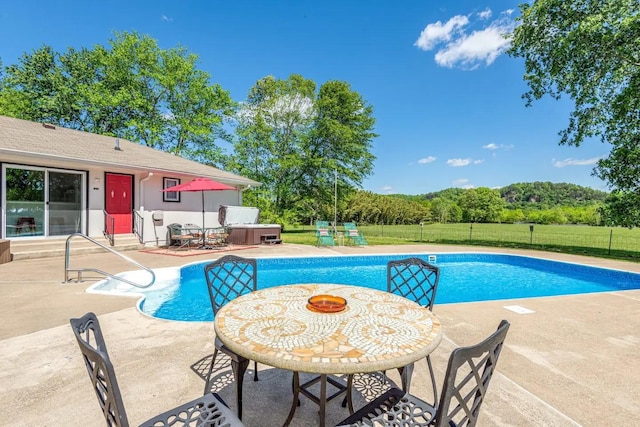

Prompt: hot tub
[226,224,282,245]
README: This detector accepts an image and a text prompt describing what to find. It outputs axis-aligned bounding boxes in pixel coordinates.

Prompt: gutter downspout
[238,185,252,205]
[139,172,154,244]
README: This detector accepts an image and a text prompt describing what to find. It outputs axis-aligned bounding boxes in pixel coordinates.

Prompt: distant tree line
[340,182,608,226]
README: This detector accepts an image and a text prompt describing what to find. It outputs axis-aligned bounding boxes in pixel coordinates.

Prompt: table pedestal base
[284,373,354,427]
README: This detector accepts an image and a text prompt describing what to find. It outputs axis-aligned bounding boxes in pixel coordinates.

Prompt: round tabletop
[214,283,442,374]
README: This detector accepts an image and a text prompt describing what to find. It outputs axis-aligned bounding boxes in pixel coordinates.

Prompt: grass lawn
[282,223,640,262]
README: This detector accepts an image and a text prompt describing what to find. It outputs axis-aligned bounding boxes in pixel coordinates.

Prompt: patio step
[8,234,145,261]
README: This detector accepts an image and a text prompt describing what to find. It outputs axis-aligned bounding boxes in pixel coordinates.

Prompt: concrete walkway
[0,243,638,426]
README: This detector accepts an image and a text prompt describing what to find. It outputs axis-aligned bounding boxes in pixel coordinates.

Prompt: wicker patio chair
[69,312,243,427]
[166,223,193,250]
[203,255,259,420]
[337,320,510,427]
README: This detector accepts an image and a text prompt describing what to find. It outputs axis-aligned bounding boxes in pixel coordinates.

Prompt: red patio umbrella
[161,178,236,229]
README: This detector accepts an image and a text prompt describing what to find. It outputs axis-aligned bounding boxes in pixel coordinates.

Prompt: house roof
[0,115,260,187]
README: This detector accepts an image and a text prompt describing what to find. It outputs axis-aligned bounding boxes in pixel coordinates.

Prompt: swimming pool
[89,253,640,322]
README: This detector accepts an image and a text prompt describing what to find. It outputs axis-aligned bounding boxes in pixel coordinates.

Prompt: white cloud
[381,185,393,193]
[447,158,471,167]
[483,143,514,150]
[161,15,173,22]
[414,15,469,51]
[478,8,492,19]
[435,22,514,68]
[418,156,437,164]
[416,10,515,69]
[552,157,602,168]
[447,157,485,166]
[453,178,474,189]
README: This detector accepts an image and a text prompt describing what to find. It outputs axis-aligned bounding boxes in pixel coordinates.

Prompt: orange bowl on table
[307,295,347,313]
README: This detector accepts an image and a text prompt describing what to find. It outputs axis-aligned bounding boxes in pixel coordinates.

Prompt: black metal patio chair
[69,312,243,427]
[336,319,510,427]
[183,223,204,247]
[345,257,441,406]
[203,255,259,420]
[387,257,441,401]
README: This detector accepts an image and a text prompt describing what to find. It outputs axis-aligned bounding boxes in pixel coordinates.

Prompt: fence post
[469,223,473,240]
[529,224,534,245]
[420,222,423,241]
[381,221,384,237]
[608,228,613,255]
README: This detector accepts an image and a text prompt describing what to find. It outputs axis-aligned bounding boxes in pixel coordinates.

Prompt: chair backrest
[315,220,330,229]
[343,222,356,230]
[183,223,201,231]
[167,223,182,235]
[69,312,129,427]
[434,320,511,427]
[387,257,440,310]
[204,255,257,315]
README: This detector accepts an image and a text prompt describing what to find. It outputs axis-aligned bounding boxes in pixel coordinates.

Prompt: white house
[0,115,260,245]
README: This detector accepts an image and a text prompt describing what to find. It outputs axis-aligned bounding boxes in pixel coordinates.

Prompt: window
[163,177,180,202]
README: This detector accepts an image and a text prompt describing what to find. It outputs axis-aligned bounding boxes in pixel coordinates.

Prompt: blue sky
[0,0,610,195]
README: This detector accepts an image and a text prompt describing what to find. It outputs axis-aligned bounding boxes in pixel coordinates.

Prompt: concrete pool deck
[0,243,638,426]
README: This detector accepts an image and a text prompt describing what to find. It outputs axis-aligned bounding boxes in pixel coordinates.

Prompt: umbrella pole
[201,191,206,247]
[200,190,207,249]
[201,191,206,228]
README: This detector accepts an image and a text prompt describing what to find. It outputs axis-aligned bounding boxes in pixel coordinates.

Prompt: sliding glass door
[48,171,83,235]
[3,165,85,238]
[4,167,44,237]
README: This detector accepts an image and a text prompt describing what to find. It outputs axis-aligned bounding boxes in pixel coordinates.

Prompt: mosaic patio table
[214,283,442,427]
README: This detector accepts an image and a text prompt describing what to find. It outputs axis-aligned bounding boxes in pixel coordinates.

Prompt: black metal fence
[352,223,640,259]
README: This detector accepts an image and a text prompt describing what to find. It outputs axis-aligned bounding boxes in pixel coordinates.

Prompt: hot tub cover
[218,205,260,226]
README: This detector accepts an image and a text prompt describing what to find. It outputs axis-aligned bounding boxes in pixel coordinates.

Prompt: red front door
[105,173,133,234]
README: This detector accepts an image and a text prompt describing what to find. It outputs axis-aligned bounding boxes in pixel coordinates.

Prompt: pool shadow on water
[191,353,402,427]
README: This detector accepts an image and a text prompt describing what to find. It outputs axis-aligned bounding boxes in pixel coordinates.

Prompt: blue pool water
[130,253,640,322]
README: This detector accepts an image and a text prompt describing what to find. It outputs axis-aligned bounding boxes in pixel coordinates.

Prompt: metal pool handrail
[64,233,155,288]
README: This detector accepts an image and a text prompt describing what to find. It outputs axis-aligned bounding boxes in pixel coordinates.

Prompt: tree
[500,208,526,224]
[307,80,376,218]
[0,32,234,164]
[508,0,640,219]
[600,191,640,228]
[229,74,377,221]
[230,74,317,217]
[458,188,504,223]
[430,197,457,223]
[342,191,431,225]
